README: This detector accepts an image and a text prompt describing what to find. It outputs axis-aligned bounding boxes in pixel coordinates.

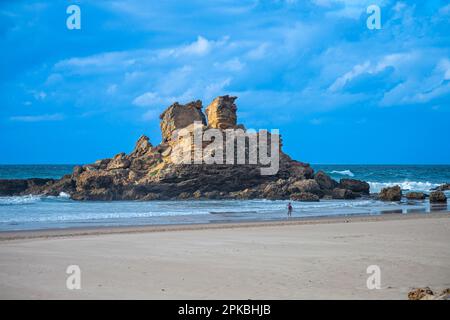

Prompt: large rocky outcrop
[0,96,372,201]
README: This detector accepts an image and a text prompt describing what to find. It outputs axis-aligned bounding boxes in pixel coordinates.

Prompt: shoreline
[1,211,448,241]
[0,212,448,299]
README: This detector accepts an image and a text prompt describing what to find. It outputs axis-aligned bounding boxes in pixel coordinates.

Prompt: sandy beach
[0,213,449,299]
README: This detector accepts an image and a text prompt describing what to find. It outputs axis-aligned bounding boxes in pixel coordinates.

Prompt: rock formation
[205,95,238,130]
[338,179,370,195]
[405,192,426,200]
[160,100,206,143]
[429,191,447,203]
[0,95,372,201]
[378,185,402,201]
[431,183,450,191]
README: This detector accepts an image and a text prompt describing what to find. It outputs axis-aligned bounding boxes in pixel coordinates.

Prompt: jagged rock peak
[131,135,152,157]
[205,95,238,130]
[159,100,206,143]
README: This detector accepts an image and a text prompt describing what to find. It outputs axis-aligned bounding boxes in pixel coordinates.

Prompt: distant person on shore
[287,202,293,217]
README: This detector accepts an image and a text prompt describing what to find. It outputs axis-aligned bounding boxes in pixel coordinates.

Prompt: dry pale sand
[0,213,449,299]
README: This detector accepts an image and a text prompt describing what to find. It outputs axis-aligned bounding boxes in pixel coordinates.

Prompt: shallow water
[0,195,448,231]
[0,164,448,231]
[315,164,450,193]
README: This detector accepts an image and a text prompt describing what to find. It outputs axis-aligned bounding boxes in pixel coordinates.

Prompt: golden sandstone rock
[205,95,238,129]
[160,100,206,143]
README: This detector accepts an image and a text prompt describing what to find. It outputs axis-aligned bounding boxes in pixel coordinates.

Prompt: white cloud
[159,36,230,59]
[142,109,162,121]
[329,61,371,92]
[314,0,384,19]
[204,78,232,100]
[381,58,450,106]
[180,36,211,56]
[215,58,245,71]
[54,50,141,74]
[329,52,418,92]
[132,91,195,108]
[45,73,63,86]
[246,43,270,60]
[438,58,450,80]
[10,113,65,122]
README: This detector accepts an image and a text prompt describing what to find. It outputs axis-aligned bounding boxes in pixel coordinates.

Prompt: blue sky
[0,0,449,164]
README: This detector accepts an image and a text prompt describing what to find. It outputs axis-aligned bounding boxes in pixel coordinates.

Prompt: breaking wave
[331,170,354,177]
[0,193,70,206]
[0,195,43,205]
[368,181,441,193]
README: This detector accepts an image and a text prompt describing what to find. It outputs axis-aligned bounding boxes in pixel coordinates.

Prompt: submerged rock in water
[429,191,447,203]
[405,192,426,200]
[379,185,402,201]
[0,95,371,201]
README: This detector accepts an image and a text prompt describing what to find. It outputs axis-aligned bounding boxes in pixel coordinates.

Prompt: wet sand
[0,213,449,299]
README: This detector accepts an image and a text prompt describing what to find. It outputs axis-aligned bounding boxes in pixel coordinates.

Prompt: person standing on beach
[287,202,293,217]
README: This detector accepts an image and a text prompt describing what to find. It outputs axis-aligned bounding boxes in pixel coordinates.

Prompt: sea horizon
[1,164,448,232]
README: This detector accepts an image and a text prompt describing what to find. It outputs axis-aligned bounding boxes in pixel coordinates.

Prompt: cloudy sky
[0,0,449,164]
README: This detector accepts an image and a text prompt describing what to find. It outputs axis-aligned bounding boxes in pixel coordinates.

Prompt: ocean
[0,164,449,231]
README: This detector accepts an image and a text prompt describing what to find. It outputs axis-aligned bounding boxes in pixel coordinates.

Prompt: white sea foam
[368,181,441,193]
[0,195,43,205]
[331,170,354,177]
[59,192,70,198]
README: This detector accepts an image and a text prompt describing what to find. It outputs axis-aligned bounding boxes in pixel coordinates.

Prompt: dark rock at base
[203,191,221,199]
[405,192,426,200]
[429,191,447,203]
[338,179,370,195]
[287,179,321,195]
[314,171,338,190]
[290,192,319,202]
[0,178,55,196]
[379,185,402,201]
[0,179,28,196]
[332,188,356,200]
[177,192,192,199]
[263,183,288,200]
[431,183,450,191]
